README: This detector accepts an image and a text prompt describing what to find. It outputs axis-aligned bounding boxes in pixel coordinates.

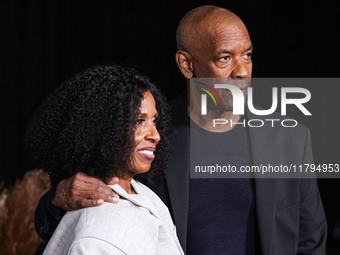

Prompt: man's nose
[230,58,250,78]
[146,124,160,143]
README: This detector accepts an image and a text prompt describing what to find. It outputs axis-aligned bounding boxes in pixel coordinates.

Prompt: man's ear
[175,51,193,79]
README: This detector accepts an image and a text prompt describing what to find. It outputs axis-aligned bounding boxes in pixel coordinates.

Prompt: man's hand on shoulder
[51,172,119,211]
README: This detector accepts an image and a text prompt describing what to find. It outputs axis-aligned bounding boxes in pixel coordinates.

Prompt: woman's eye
[136,119,144,124]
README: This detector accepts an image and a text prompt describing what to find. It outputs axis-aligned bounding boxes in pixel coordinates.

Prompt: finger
[83,178,114,194]
[72,175,114,195]
[74,198,100,209]
[74,197,119,209]
[87,190,119,204]
[95,183,116,195]
[74,189,119,203]
[78,183,115,196]
[103,193,119,204]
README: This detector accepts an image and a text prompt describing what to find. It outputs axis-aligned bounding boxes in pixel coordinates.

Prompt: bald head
[175,6,252,80]
[176,6,245,52]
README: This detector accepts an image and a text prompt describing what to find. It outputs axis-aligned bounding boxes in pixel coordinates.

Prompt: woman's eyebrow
[137,113,147,117]
[137,112,159,117]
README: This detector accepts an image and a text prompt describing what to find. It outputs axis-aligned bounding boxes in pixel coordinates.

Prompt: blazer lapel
[109,181,159,219]
[247,109,279,255]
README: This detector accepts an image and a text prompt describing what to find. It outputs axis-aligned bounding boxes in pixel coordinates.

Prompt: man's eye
[152,117,158,124]
[244,52,252,58]
[219,56,230,61]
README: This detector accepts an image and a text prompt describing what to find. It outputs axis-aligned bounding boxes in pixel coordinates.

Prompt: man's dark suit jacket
[35,93,327,255]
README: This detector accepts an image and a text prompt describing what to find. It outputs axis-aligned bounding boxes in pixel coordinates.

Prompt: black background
[2,0,340,251]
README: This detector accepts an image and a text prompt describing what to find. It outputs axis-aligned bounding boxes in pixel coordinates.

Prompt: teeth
[139,150,154,155]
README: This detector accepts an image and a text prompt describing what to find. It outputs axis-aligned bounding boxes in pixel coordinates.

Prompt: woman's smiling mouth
[138,147,156,160]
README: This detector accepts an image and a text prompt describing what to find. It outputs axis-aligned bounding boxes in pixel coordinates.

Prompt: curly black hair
[25,64,171,185]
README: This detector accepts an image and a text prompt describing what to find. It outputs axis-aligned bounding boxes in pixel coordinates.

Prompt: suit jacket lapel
[247,109,279,255]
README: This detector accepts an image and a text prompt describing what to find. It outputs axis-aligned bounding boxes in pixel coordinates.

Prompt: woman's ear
[175,51,193,79]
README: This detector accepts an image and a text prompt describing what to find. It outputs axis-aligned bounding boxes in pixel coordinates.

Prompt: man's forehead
[213,19,249,37]
[208,22,251,47]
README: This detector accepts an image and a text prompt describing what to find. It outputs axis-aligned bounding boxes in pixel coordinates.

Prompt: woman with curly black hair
[26,64,184,255]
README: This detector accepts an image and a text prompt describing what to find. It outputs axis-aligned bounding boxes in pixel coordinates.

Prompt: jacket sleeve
[34,186,66,241]
[297,128,327,255]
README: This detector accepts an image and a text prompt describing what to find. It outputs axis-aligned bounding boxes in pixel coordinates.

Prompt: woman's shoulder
[47,182,179,255]
[60,200,161,254]
[84,198,160,228]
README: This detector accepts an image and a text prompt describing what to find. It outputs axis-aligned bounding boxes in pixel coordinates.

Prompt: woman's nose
[146,124,160,143]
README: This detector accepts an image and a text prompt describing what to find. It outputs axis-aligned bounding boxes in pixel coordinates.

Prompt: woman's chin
[134,167,151,175]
